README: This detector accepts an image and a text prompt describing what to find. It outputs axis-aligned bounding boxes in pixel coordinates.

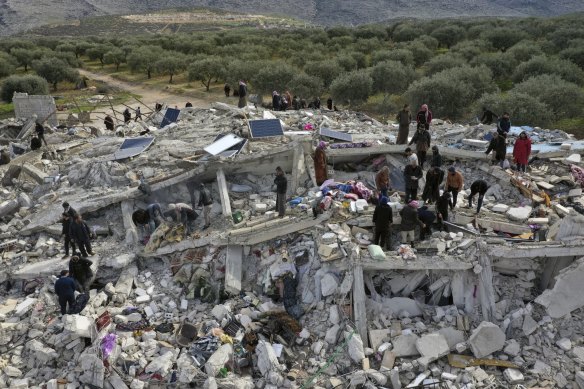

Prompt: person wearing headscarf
[372,196,393,250]
[314,141,328,185]
[431,145,442,168]
[272,91,281,111]
[416,104,432,131]
[399,200,425,248]
[513,131,531,173]
[375,166,391,198]
[238,80,247,108]
[396,104,411,145]
[409,123,431,169]
[404,158,423,203]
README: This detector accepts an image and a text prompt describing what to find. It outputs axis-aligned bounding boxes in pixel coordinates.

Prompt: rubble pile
[1,101,584,388]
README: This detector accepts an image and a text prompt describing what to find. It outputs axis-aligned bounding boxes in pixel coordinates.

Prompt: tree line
[1,14,584,129]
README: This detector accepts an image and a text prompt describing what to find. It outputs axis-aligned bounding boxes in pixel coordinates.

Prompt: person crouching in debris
[60,212,77,258]
[30,135,42,151]
[445,166,464,210]
[422,165,444,204]
[404,158,423,203]
[399,200,425,248]
[69,214,94,258]
[436,192,451,231]
[274,166,288,218]
[104,115,114,131]
[168,203,197,234]
[123,108,132,124]
[314,141,328,186]
[147,203,163,231]
[468,180,489,214]
[417,205,436,240]
[198,183,213,230]
[375,166,390,198]
[54,270,76,314]
[68,256,93,292]
[373,196,393,250]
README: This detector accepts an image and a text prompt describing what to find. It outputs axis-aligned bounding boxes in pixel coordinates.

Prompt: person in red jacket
[513,131,531,173]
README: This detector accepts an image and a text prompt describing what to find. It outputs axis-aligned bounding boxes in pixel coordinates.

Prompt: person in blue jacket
[54,270,76,315]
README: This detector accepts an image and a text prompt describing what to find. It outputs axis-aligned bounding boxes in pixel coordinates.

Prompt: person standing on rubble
[445,167,464,210]
[327,97,333,110]
[485,130,507,167]
[0,148,10,165]
[238,80,247,108]
[373,196,393,250]
[416,104,432,131]
[60,212,77,259]
[422,165,444,204]
[54,270,76,314]
[123,108,132,124]
[135,107,142,122]
[431,146,442,168]
[481,107,498,125]
[396,104,411,145]
[513,131,531,173]
[314,141,328,186]
[224,83,230,97]
[468,180,489,214]
[104,115,114,131]
[35,121,48,146]
[409,124,431,169]
[404,159,423,203]
[272,91,282,111]
[284,90,293,109]
[405,147,418,166]
[417,206,436,240]
[375,166,391,198]
[274,166,288,218]
[497,112,511,137]
[69,214,94,258]
[68,255,93,292]
[436,192,451,231]
[399,200,425,248]
[198,183,213,230]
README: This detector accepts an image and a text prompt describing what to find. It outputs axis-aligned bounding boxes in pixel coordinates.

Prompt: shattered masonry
[1,100,584,388]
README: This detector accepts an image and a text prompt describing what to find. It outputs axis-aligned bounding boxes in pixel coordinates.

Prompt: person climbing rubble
[274,166,288,218]
[436,191,451,231]
[314,141,328,186]
[480,107,498,125]
[513,130,532,173]
[445,166,464,210]
[468,179,490,214]
[399,200,425,248]
[409,123,431,169]
[69,214,94,258]
[123,108,132,124]
[54,270,76,315]
[485,130,507,167]
[373,196,393,250]
[375,166,391,198]
[60,212,77,259]
[396,104,411,145]
[198,183,213,230]
[404,147,418,166]
[422,165,444,204]
[104,114,114,131]
[417,205,436,240]
[68,256,93,292]
[168,203,198,234]
[35,120,48,146]
[404,158,423,203]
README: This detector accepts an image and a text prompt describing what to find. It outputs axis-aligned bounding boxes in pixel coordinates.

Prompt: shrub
[188,57,226,91]
[330,70,373,107]
[371,61,416,95]
[383,49,415,67]
[287,73,323,99]
[476,91,551,127]
[431,24,466,48]
[505,41,544,63]
[423,54,466,76]
[1,74,49,102]
[471,53,515,80]
[512,55,584,85]
[251,61,296,94]
[481,28,529,52]
[392,24,422,42]
[560,46,584,69]
[32,57,78,90]
[303,59,343,88]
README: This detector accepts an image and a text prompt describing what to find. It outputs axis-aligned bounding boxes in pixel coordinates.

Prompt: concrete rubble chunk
[347,333,365,363]
[392,333,420,357]
[506,206,533,222]
[255,341,280,376]
[468,321,506,358]
[415,333,449,361]
[522,314,538,336]
[437,327,465,351]
[535,257,584,318]
[63,314,93,338]
[320,273,338,297]
[504,368,524,383]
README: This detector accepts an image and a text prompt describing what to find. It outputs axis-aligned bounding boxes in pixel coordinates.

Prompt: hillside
[2,0,584,36]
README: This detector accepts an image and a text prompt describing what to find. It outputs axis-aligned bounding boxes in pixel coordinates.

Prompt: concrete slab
[225,245,243,295]
[535,257,584,318]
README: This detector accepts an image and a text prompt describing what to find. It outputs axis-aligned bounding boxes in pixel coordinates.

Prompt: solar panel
[204,133,244,156]
[319,127,353,142]
[160,108,181,128]
[249,119,284,138]
[113,137,155,160]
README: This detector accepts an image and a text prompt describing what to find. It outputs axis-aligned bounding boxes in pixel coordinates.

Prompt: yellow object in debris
[220,334,233,344]
[515,232,533,239]
[448,354,519,369]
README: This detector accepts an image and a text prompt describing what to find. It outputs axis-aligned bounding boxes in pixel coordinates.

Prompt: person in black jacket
[485,131,507,167]
[123,108,132,124]
[69,214,94,258]
[497,112,511,137]
[436,192,451,231]
[198,183,213,229]
[373,196,393,250]
[68,256,93,292]
[431,146,442,168]
[272,91,281,111]
[404,161,423,203]
[422,166,444,204]
[274,166,287,218]
[55,270,76,314]
[35,121,48,146]
[408,124,431,169]
[30,135,42,150]
[60,212,77,258]
[399,200,425,248]
[327,97,333,110]
[480,107,498,125]
[417,206,436,240]
[468,180,489,214]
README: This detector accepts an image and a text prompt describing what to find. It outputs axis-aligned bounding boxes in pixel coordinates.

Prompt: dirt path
[78,68,210,113]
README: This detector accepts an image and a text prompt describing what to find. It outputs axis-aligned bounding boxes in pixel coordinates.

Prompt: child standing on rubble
[274,167,287,218]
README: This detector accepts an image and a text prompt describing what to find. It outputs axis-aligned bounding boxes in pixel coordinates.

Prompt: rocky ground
[1,102,584,388]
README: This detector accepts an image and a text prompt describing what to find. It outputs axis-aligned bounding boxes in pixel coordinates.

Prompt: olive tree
[188,57,226,91]
[330,70,373,107]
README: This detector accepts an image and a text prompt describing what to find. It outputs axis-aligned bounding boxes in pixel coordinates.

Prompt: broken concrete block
[468,321,505,358]
[437,327,465,351]
[535,257,584,318]
[504,368,524,384]
[504,340,521,357]
[14,297,37,316]
[347,333,365,363]
[211,304,230,321]
[392,333,420,357]
[3,366,22,377]
[320,273,338,297]
[325,324,341,344]
[329,305,340,325]
[554,203,571,217]
[527,217,549,224]
[79,353,105,388]
[491,203,509,213]
[569,188,583,197]
[576,371,584,389]
[522,314,538,336]
[368,329,390,352]
[205,344,233,377]
[565,153,581,163]
[506,206,532,222]
[255,341,280,376]
[63,315,93,338]
[380,350,396,370]
[415,333,449,361]
[556,338,572,351]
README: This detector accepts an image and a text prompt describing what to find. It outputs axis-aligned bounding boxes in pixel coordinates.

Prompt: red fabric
[513,137,531,165]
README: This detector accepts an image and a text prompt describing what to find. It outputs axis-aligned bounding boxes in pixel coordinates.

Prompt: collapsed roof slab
[12,256,99,280]
[453,214,531,235]
[361,257,473,272]
[326,144,491,163]
[490,242,584,259]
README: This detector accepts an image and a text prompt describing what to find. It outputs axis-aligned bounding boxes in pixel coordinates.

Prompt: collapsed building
[1,99,584,389]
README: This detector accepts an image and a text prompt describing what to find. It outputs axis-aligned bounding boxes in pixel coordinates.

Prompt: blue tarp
[160,108,180,128]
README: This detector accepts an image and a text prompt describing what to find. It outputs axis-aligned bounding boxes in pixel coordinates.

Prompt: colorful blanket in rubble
[329,141,372,149]
[571,165,584,188]
[320,179,373,201]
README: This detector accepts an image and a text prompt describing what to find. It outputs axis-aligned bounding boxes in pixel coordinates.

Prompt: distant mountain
[2,0,584,36]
